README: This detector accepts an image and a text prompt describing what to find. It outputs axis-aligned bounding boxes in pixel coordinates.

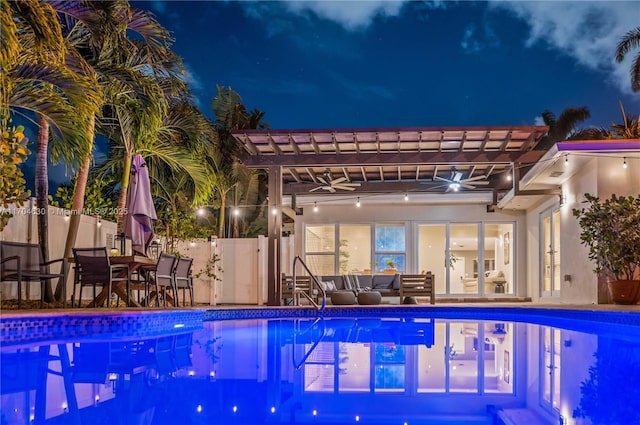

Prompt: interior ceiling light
[404,193,409,201]
[449,182,460,192]
[313,202,318,212]
[356,197,361,207]
[565,155,569,166]
[623,157,628,169]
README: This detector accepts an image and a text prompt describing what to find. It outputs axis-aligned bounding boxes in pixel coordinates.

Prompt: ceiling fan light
[449,182,460,191]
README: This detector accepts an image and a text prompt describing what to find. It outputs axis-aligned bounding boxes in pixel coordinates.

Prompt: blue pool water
[2,307,640,425]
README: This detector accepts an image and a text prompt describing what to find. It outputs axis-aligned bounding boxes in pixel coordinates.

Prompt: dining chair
[71,247,131,307]
[149,253,177,307]
[0,241,68,308]
[173,257,194,307]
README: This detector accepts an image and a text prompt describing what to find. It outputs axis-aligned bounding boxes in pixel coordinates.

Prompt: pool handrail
[292,317,327,369]
[292,256,326,313]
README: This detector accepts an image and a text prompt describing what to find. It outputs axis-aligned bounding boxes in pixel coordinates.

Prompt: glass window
[449,224,479,294]
[305,225,335,252]
[417,224,446,294]
[305,225,336,275]
[483,223,514,295]
[305,255,335,276]
[339,224,371,275]
[375,224,406,273]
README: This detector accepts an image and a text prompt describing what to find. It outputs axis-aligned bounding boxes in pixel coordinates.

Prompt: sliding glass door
[541,208,561,297]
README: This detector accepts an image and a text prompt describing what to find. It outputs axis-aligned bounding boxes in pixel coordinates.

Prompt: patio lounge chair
[400,272,435,304]
[0,241,68,308]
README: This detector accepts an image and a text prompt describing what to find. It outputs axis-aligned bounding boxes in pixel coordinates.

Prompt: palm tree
[58,1,182,275]
[2,0,101,302]
[616,26,640,92]
[535,106,592,151]
[574,102,640,141]
[611,102,640,139]
[210,85,268,237]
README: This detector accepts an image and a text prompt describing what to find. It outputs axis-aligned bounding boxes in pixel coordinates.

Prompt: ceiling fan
[433,170,490,192]
[309,170,361,192]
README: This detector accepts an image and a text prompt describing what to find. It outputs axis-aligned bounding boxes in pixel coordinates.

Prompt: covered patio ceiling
[234,126,550,201]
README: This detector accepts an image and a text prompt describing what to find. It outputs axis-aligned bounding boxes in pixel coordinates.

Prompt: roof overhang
[498,140,640,210]
[233,126,549,203]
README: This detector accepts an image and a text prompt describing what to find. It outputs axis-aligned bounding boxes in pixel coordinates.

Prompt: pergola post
[267,165,282,306]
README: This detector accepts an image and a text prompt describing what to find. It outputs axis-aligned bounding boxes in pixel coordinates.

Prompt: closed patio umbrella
[124,154,157,256]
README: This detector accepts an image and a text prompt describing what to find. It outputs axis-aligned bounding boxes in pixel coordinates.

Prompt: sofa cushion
[320,276,346,290]
[320,280,337,291]
[372,274,400,290]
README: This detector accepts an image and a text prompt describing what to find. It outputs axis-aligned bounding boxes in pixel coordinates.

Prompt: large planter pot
[608,280,640,304]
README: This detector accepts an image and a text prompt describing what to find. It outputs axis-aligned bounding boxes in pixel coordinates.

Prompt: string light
[313,202,318,212]
[271,207,278,216]
[233,208,239,216]
[623,157,628,169]
[404,193,409,201]
[356,197,361,208]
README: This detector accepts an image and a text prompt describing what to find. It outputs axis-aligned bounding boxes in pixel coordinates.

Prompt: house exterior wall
[526,155,639,305]
[293,202,528,296]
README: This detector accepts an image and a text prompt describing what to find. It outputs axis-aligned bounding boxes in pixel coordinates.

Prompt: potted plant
[383,259,397,274]
[572,193,640,304]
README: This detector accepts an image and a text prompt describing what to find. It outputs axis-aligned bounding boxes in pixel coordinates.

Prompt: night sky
[140,0,639,129]
[24,1,640,189]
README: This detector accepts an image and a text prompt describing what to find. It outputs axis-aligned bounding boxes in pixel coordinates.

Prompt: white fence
[0,199,292,305]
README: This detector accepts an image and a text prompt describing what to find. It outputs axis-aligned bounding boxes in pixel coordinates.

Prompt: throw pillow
[322,280,336,291]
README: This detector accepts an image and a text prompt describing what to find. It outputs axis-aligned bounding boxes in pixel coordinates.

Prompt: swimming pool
[2,306,640,425]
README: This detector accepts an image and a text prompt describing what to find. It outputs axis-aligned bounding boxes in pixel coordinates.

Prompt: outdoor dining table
[83,255,156,308]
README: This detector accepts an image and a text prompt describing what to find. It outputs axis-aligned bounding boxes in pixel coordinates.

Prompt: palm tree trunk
[36,115,54,302]
[56,117,95,301]
[218,192,226,238]
[116,150,132,233]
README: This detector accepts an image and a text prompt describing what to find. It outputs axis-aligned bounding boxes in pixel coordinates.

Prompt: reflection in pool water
[2,314,640,424]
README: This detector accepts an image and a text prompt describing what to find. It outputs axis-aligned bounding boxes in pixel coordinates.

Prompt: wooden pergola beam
[241,150,547,168]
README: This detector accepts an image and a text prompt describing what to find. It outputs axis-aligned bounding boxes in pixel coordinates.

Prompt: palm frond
[615,26,640,63]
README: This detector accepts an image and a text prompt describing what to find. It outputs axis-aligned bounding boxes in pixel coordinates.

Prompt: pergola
[233,125,550,305]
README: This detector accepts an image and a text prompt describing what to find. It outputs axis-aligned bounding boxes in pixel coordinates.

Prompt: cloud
[461,24,482,53]
[281,1,406,30]
[489,1,640,95]
[461,20,500,53]
[240,1,448,32]
[533,115,545,126]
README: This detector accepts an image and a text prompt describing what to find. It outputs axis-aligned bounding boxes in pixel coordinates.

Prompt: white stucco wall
[293,202,528,296]
[527,155,639,305]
